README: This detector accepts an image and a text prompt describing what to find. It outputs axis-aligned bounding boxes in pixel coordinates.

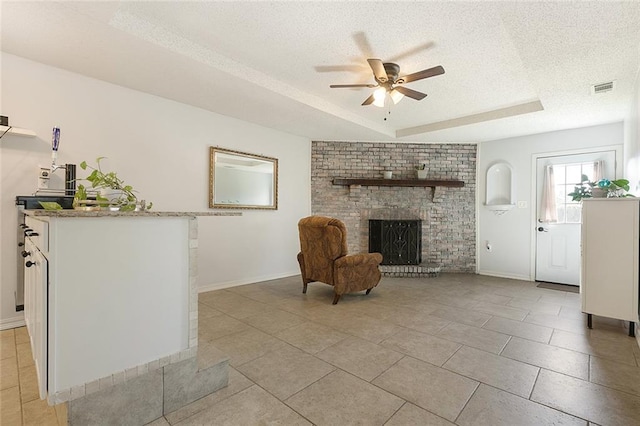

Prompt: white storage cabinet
[581,198,639,336]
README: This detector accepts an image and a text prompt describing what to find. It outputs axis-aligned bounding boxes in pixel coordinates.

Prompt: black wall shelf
[332,178,465,188]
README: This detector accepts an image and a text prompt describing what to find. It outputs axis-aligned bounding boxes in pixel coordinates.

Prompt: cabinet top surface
[582,198,639,202]
[24,210,242,218]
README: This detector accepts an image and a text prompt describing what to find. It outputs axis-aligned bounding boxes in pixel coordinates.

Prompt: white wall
[624,67,640,195]
[478,122,624,280]
[624,63,640,339]
[0,53,311,328]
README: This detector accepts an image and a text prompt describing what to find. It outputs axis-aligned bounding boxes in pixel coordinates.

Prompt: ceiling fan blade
[353,31,375,58]
[394,86,427,100]
[387,42,435,63]
[315,65,366,73]
[330,84,377,88]
[361,94,375,106]
[367,59,388,83]
[401,65,445,83]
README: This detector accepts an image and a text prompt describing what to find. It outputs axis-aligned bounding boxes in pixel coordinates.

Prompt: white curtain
[593,160,604,181]
[540,165,557,223]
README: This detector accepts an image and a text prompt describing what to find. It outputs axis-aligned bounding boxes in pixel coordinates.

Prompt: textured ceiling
[2,1,640,143]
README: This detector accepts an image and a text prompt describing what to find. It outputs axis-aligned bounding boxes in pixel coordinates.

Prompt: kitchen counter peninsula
[26,209,242,217]
[22,210,234,424]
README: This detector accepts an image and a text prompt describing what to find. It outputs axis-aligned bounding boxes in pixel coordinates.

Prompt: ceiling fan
[330,59,444,107]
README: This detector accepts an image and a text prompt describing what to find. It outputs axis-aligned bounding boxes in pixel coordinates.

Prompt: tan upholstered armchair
[297,216,383,304]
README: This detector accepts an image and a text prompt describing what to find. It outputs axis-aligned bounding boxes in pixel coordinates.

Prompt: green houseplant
[415,163,427,179]
[568,174,632,201]
[73,157,152,211]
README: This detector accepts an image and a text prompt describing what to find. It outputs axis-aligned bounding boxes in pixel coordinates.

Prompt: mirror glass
[209,147,278,209]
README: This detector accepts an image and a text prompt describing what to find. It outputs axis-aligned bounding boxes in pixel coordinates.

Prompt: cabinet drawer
[25,217,49,252]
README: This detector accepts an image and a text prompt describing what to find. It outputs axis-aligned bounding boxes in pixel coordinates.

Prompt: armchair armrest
[335,253,383,268]
[333,253,383,295]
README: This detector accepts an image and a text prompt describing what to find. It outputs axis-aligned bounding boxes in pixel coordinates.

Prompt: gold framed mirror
[209,147,278,210]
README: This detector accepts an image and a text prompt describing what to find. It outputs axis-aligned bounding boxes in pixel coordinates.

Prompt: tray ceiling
[2,1,639,143]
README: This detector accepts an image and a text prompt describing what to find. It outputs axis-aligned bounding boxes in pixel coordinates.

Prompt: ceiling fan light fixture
[330,58,444,107]
[373,87,387,107]
[390,89,404,104]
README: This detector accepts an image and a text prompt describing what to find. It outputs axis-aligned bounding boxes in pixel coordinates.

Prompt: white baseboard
[198,270,300,293]
[478,270,531,282]
[0,314,25,331]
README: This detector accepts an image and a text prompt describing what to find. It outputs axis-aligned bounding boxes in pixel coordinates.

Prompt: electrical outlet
[517,201,527,208]
[38,167,50,189]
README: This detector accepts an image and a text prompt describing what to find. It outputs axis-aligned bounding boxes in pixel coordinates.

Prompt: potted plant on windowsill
[73,157,152,211]
[568,174,632,201]
[415,164,427,179]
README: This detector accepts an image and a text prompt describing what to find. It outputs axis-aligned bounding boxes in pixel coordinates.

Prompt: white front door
[535,151,616,286]
[535,222,581,285]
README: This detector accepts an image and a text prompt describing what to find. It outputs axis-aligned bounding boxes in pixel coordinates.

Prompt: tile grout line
[368,354,408,384]
[381,401,408,425]
[486,382,590,424]
[255,379,317,425]
[452,381,481,424]
[15,331,27,426]
[527,367,541,401]
[498,335,512,356]
[438,349,542,403]
[441,342,464,366]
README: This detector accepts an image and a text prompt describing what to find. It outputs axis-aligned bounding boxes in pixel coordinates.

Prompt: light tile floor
[1,327,65,425]
[3,273,640,425]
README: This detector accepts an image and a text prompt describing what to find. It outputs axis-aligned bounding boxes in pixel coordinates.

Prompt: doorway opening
[534,149,617,286]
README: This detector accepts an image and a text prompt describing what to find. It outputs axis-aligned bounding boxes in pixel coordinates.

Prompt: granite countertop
[25,210,242,217]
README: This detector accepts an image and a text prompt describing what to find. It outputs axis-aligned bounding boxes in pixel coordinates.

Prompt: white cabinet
[23,212,198,405]
[581,198,639,336]
[23,237,48,399]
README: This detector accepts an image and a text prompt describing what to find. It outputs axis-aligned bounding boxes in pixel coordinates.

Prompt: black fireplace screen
[369,220,422,265]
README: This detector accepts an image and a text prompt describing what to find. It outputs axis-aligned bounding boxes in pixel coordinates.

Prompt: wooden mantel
[332,178,465,188]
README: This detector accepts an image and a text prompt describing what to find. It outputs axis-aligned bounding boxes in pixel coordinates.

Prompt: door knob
[25,261,36,268]
[537,227,548,232]
[21,251,31,258]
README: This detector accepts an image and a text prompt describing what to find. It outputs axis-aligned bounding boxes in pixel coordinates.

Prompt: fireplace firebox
[369,219,422,265]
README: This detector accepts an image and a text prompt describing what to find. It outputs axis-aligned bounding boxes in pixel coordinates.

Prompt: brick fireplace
[310,141,476,273]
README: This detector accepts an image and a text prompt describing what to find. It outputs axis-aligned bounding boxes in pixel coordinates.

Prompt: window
[552,162,595,224]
